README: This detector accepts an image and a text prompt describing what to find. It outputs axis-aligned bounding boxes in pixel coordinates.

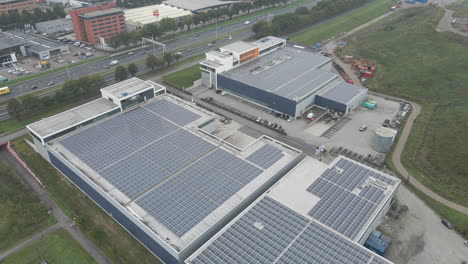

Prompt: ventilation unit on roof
[371,179,388,190]
[334,166,344,174]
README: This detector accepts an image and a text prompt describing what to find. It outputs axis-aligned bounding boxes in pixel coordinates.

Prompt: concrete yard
[382,185,468,264]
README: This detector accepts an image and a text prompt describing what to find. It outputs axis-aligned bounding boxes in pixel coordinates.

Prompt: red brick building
[69,2,127,44]
[0,0,36,14]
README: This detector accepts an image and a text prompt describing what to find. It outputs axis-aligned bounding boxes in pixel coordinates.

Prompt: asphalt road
[0,0,318,104]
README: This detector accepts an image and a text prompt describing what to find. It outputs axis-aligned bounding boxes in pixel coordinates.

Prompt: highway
[0,0,318,104]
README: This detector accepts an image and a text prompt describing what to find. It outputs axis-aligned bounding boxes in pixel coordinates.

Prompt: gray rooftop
[163,0,239,11]
[186,156,399,264]
[221,41,257,54]
[28,98,118,139]
[80,8,123,18]
[220,47,337,102]
[251,36,286,51]
[101,77,155,99]
[36,18,71,28]
[0,30,67,52]
[320,82,368,104]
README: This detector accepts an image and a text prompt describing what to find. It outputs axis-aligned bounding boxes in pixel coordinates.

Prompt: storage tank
[371,127,396,153]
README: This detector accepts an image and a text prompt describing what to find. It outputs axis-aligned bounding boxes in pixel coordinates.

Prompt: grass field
[162,64,201,89]
[340,7,468,208]
[447,0,468,18]
[11,136,162,264]
[290,0,393,45]
[0,158,55,251]
[2,229,96,264]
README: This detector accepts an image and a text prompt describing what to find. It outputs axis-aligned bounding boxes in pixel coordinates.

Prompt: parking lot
[0,41,105,82]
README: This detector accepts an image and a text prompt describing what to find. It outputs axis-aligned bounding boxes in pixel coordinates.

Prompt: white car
[244,21,250,25]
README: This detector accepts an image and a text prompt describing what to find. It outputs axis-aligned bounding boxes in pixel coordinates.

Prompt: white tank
[307,113,315,119]
[371,127,396,153]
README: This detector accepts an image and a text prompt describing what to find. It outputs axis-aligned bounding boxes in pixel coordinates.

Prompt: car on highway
[128,52,134,56]
[31,85,38,89]
[244,21,250,25]
[441,219,453,229]
[47,82,55,86]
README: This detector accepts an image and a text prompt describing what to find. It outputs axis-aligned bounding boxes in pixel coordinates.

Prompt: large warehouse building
[186,156,400,263]
[201,36,368,117]
[163,0,239,13]
[0,30,69,60]
[125,4,192,27]
[27,78,302,264]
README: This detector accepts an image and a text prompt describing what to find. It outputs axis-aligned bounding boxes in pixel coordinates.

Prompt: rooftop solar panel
[190,196,391,264]
[135,148,262,237]
[145,99,201,126]
[246,144,284,169]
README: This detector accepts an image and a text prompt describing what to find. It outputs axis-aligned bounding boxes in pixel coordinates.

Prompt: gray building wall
[36,19,73,34]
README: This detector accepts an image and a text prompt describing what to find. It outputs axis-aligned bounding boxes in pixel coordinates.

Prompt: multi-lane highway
[0,0,318,103]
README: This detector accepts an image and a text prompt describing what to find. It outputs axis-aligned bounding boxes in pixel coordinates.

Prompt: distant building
[163,0,240,13]
[124,4,192,27]
[0,30,69,60]
[0,0,36,14]
[69,2,127,44]
[36,18,73,34]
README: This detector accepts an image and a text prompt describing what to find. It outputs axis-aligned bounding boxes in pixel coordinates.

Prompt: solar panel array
[135,149,263,237]
[145,99,201,126]
[246,144,284,169]
[305,158,396,240]
[191,197,390,264]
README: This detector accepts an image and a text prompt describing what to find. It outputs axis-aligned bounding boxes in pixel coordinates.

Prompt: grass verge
[2,229,97,264]
[447,0,468,18]
[162,64,201,89]
[290,0,393,45]
[0,157,55,251]
[340,7,468,206]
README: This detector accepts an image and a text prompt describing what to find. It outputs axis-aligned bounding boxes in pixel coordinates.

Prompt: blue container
[314,43,322,48]
[372,230,382,238]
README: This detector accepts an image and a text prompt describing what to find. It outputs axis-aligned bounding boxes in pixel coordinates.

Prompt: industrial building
[186,156,400,263]
[163,0,239,13]
[69,2,127,44]
[36,18,73,35]
[201,36,368,117]
[0,30,69,60]
[125,4,192,27]
[0,0,36,14]
[27,78,302,264]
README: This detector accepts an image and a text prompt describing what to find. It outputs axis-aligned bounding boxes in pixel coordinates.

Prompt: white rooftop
[163,0,238,11]
[125,4,192,26]
[100,77,157,99]
[221,41,257,54]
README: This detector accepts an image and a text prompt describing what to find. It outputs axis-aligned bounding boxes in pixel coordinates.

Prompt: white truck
[109,60,119,66]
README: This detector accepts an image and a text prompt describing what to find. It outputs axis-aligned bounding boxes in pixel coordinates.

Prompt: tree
[164,52,174,66]
[115,66,128,81]
[174,52,182,61]
[183,17,193,31]
[127,63,138,76]
[146,54,158,69]
[7,98,22,119]
[21,94,41,115]
[159,17,177,35]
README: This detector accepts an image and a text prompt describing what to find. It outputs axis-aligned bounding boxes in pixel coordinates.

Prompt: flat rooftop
[50,95,301,252]
[220,47,337,102]
[221,41,257,54]
[186,156,400,264]
[27,98,118,139]
[80,8,123,18]
[101,77,156,99]
[0,31,66,52]
[251,36,286,51]
[319,82,368,104]
[163,0,238,11]
[125,4,192,26]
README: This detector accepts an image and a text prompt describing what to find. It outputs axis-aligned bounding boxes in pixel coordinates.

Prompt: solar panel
[145,99,201,126]
[135,148,262,237]
[190,196,391,264]
[246,144,284,169]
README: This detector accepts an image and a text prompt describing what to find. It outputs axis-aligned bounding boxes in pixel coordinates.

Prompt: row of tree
[107,0,289,49]
[114,52,181,81]
[116,0,161,8]
[0,6,66,31]
[253,0,370,37]
[7,74,105,119]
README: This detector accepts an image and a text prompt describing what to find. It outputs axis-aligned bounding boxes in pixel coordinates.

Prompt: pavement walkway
[0,149,112,264]
[437,8,468,37]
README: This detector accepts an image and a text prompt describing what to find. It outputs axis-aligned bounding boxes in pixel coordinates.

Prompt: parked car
[215,89,222,94]
[359,125,368,132]
[441,219,453,229]
[79,44,86,48]
[74,42,80,46]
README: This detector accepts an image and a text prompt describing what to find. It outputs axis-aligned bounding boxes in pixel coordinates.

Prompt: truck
[0,87,10,95]
[109,60,119,66]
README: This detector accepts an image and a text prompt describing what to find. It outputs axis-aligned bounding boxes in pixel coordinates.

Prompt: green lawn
[162,64,201,89]
[0,158,55,251]
[447,0,468,18]
[290,0,393,45]
[340,7,468,208]
[2,229,96,264]
[11,136,162,264]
